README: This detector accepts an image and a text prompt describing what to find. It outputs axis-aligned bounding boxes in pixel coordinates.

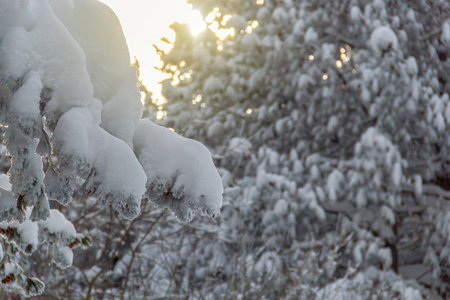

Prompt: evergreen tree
[155,0,450,298]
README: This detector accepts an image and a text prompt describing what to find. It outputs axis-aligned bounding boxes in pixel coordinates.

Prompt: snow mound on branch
[49,0,143,147]
[51,107,147,218]
[0,0,96,127]
[134,119,223,222]
[87,125,147,219]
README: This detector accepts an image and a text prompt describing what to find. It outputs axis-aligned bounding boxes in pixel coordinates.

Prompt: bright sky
[99,0,205,102]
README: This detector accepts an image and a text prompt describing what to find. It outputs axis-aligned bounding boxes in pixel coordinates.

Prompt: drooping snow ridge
[134,119,223,222]
[48,106,147,218]
[86,125,147,219]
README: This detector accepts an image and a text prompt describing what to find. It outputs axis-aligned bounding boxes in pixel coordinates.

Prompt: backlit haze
[99,0,206,104]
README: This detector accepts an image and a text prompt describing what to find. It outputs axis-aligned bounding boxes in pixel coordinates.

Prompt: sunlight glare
[99,0,206,103]
[140,91,146,104]
[341,53,350,63]
[205,11,216,23]
[194,95,202,103]
[172,76,180,86]
[221,15,232,26]
[209,21,219,32]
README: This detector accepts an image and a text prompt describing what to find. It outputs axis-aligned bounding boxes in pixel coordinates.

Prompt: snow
[0,0,230,296]
[378,248,392,269]
[0,1,95,126]
[1,262,22,278]
[298,74,315,88]
[304,27,318,42]
[44,210,76,240]
[274,199,288,217]
[350,6,362,22]
[356,188,367,208]
[368,26,399,56]
[442,21,450,43]
[51,105,148,215]
[52,108,91,162]
[228,138,252,155]
[405,57,418,76]
[15,218,39,253]
[0,209,39,254]
[134,119,223,222]
[373,0,385,11]
[100,84,142,148]
[8,71,42,137]
[240,33,260,51]
[292,19,305,36]
[0,0,224,263]
[87,125,147,219]
[434,113,446,134]
[391,162,402,187]
[0,174,11,191]
[0,188,20,223]
[207,122,224,140]
[273,7,288,24]
[49,245,73,269]
[203,76,225,95]
[327,170,344,203]
[381,205,396,225]
[327,116,339,133]
[414,175,423,196]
